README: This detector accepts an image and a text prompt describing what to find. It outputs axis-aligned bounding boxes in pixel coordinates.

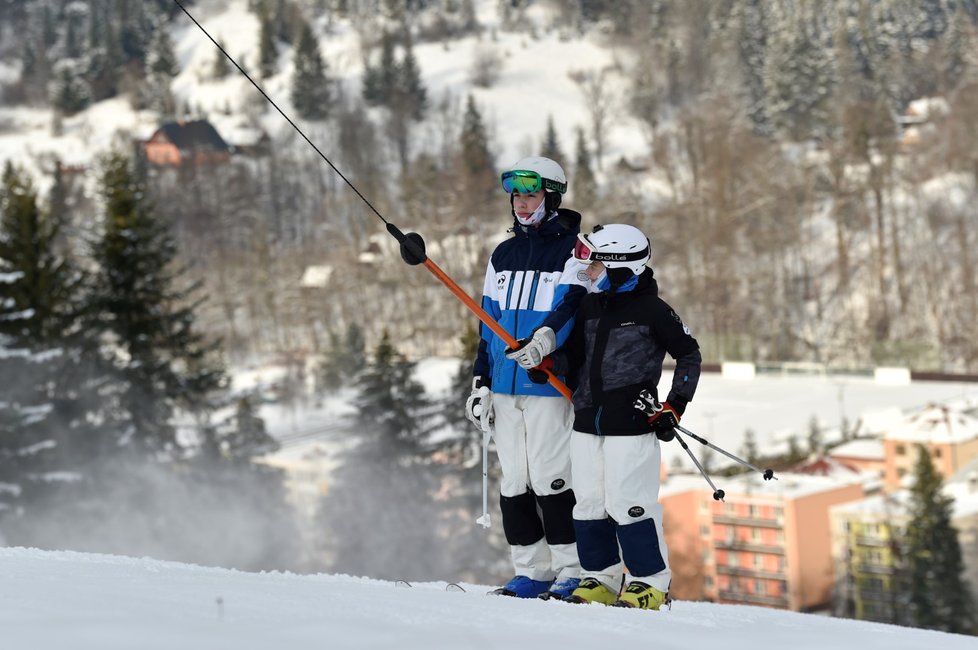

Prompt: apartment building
[883,404,978,489]
[661,472,866,611]
[830,477,978,624]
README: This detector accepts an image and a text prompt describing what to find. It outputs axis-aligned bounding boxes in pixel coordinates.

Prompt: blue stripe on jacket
[473,209,586,396]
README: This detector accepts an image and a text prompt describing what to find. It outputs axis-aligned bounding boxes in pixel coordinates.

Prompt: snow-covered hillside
[0,0,651,194]
[2,547,975,650]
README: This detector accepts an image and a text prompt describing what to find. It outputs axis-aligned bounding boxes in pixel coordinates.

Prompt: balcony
[854,535,891,547]
[718,590,790,608]
[713,514,783,529]
[856,563,896,575]
[716,564,786,580]
[714,539,785,555]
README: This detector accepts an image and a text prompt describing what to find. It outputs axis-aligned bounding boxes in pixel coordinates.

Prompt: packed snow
[2,547,976,650]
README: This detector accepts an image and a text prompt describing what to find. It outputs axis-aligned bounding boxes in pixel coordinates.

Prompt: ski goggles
[500,170,567,194]
[574,233,649,264]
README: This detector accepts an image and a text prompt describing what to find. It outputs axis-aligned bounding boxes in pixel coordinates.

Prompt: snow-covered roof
[829,438,885,461]
[299,265,333,288]
[830,484,978,521]
[664,471,864,502]
[884,403,978,444]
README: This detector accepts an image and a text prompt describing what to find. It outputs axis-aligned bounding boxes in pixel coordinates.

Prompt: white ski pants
[492,393,579,582]
[570,430,671,592]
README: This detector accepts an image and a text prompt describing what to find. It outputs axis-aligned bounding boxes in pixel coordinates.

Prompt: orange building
[661,472,866,611]
[882,404,978,489]
[828,439,886,477]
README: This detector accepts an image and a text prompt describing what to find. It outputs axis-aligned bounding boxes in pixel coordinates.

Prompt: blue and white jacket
[473,209,588,397]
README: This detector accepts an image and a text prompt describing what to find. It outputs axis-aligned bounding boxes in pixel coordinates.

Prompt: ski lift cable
[170,1,572,401]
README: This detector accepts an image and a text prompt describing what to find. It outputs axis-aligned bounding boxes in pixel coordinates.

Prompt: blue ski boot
[490,575,553,598]
[538,577,580,600]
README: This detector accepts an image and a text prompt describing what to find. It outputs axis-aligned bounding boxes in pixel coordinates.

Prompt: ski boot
[490,575,553,598]
[563,577,619,605]
[538,577,580,601]
[611,581,669,610]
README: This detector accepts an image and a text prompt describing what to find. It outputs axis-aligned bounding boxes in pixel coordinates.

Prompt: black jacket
[552,268,702,436]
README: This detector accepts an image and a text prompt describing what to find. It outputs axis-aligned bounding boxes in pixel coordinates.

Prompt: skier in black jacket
[535,223,702,609]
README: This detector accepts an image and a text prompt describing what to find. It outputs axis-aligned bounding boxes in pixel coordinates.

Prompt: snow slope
[1,548,975,650]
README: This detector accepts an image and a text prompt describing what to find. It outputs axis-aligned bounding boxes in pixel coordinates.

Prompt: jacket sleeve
[652,298,701,413]
[473,258,501,384]
[540,256,590,348]
[550,304,586,382]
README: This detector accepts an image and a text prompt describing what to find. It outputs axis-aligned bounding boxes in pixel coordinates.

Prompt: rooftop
[828,438,885,461]
[884,403,978,444]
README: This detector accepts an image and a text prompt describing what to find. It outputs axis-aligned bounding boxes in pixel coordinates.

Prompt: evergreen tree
[258,9,278,79]
[540,115,565,165]
[741,429,759,465]
[572,126,597,211]
[212,39,231,79]
[353,330,430,445]
[807,416,822,455]
[143,15,179,116]
[363,30,398,105]
[396,33,427,120]
[763,10,835,141]
[90,152,225,452]
[49,59,92,116]
[905,446,975,634]
[0,163,93,515]
[290,21,331,120]
[459,94,492,177]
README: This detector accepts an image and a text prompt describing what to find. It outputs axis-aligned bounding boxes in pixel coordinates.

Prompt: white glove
[505,327,556,370]
[465,379,493,432]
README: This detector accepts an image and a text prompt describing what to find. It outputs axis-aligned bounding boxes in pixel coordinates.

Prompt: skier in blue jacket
[464,156,588,599]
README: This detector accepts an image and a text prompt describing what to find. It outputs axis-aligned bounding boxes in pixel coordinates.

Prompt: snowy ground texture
[2,548,976,650]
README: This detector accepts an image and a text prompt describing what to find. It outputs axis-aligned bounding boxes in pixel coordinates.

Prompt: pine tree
[91,152,225,452]
[143,14,179,117]
[540,115,565,164]
[0,163,92,515]
[572,126,597,211]
[905,446,975,634]
[212,40,231,79]
[258,9,278,79]
[741,429,759,465]
[807,416,822,455]
[353,330,431,445]
[396,33,427,119]
[290,21,331,120]
[459,94,492,177]
[50,59,92,116]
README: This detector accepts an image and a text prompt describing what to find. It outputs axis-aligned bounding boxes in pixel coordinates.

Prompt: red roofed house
[144,119,232,167]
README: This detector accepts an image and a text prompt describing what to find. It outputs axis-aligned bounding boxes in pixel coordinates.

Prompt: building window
[895,444,906,455]
[705,575,714,588]
[932,447,943,459]
[776,530,785,544]
[752,528,762,542]
[729,552,739,567]
[774,506,784,522]
[897,468,907,478]
[701,524,710,537]
[754,554,764,569]
[749,504,759,518]
[755,580,765,594]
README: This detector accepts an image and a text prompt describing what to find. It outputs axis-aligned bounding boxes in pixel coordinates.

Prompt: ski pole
[636,390,775,481]
[172,0,573,403]
[673,423,776,481]
[475,424,491,528]
[672,430,726,502]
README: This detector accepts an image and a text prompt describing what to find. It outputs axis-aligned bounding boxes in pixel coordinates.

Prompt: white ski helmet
[504,156,568,193]
[574,224,651,276]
